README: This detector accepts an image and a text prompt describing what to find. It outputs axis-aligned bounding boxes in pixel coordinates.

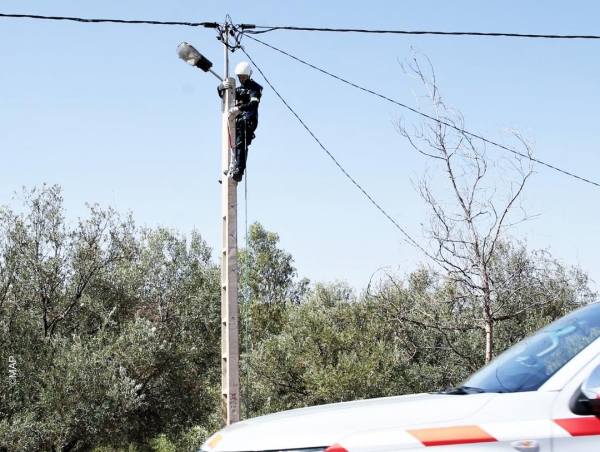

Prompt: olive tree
[373,242,596,375]
[0,185,221,452]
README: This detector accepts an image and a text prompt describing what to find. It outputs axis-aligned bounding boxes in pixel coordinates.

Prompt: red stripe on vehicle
[554,417,600,437]
[407,425,497,447]
[325,444,349,452]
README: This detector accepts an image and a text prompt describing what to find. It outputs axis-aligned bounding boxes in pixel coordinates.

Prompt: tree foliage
[0,185,221,452]
[246,243,595,417]
[372,241,595,379]
[0,186,595,451]
[246,282,409,415]
[239,222,308,339]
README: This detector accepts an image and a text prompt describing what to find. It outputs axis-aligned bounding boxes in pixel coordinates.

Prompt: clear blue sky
[1,0,599,292]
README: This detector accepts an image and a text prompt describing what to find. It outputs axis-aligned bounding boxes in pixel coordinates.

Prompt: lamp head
[177,42,213,72]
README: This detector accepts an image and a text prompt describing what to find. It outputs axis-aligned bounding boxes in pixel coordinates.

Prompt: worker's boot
[232,168,243,182]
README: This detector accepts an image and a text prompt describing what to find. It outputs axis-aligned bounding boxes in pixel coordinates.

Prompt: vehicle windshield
[462,303,600,393]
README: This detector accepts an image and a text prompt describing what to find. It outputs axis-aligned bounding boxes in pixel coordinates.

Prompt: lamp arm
[209,68,224,80]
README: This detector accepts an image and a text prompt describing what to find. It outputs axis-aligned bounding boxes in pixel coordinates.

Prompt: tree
[237,222,309,418]
[373,242,596,377]
[0,185,222,451]
[247,282,410,414]
[239,222,308,337]
[396,51,543,362]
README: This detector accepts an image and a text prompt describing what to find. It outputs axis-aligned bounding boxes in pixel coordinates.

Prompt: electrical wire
[243,134,251,421]
[0,12,215,27]
[247,25,600,40]
[4,13,600,41]
[239,46,433,257]
[245,35,600,188]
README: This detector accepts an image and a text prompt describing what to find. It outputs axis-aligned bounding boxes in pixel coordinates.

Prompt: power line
[245,35,600,188]
[0,12,215,27]
[247,25,600,40]
[239,46,433,257]
[3,13,600,42]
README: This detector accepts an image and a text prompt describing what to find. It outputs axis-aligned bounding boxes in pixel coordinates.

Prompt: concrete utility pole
[219,24,240,426]
[177,21,241,427]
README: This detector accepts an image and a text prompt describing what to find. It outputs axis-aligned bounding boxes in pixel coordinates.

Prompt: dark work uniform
[219,78,263,180]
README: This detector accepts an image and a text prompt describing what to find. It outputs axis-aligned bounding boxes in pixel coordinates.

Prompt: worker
[218,62,263,182]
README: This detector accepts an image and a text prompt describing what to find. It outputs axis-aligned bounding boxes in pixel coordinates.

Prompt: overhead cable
[245,35,600,188]
[0,12,215,27]
[3,13,600,41]
[247,25,600,40]
[239,46,434,257]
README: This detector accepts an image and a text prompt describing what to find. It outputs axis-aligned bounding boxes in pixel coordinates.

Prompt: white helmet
[234,62,252,77]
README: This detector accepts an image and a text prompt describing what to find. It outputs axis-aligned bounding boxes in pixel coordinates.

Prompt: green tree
[374,241,596,382]
[0,186,221,451]
[237,222,309,418]
[239,222,308,339]
[246,242,595,418]
[246,282,410,415]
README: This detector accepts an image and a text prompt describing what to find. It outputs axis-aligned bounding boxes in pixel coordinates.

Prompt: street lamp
[176,42,222,80]
[177,31,240,426]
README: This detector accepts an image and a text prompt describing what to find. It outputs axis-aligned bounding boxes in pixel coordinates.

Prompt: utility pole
[177,20,241,426]
[219,23,240,426]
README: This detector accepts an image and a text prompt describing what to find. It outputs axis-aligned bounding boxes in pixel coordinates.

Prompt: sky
[1,0,599,293]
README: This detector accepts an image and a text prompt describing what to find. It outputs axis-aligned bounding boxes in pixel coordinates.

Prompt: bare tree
[396,51,537,362]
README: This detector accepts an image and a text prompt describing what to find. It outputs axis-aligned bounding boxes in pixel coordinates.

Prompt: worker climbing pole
[218,62,263,183]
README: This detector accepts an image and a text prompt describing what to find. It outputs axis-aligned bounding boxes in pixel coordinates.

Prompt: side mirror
[578,365,600,415]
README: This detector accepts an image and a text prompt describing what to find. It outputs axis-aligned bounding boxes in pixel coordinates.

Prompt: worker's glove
[222,79,233,90]
[228,107,241,118]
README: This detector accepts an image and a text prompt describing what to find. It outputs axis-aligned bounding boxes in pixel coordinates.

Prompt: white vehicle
[201,302,600,451]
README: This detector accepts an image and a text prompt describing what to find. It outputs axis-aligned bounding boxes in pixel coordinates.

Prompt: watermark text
[8,356,17,386]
